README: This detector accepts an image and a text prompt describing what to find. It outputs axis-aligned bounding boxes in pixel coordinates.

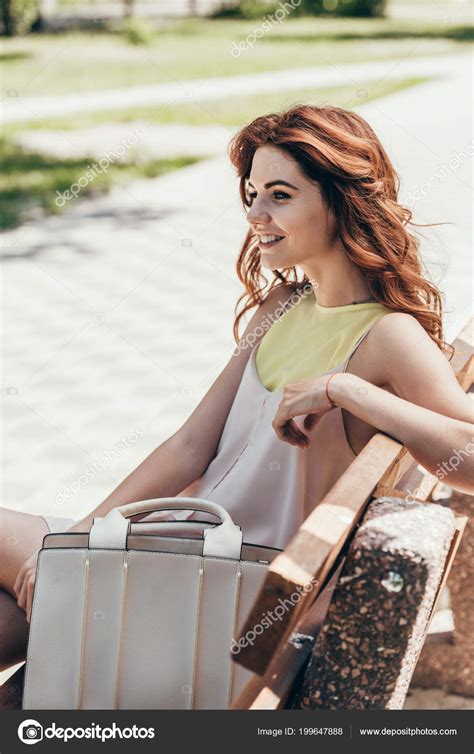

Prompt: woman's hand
[272,372,341,448]
[13,549,39,623]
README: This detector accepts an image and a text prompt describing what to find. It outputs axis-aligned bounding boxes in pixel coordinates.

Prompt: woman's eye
[245,190,290,204]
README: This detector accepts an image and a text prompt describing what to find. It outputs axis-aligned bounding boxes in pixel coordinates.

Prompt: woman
[1,105,473,693]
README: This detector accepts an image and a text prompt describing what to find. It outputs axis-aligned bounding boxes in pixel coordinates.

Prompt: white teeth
[259,234,283,243]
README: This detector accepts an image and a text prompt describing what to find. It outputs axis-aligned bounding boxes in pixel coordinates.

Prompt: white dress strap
[342,322,379,373]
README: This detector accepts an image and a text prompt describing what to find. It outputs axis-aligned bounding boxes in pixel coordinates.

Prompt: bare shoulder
[369,311,434,346]
[360,311,452,388]
[234,282,297,357]
[361,310,472,425]
[241,283,298,336]
[260,282,298,313]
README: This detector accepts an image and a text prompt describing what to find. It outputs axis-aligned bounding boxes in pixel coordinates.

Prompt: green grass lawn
[6,75,430,132]
[1,8,469,231]
[0,142,202,230]
[1,74,429,230]
[0,16,470,100]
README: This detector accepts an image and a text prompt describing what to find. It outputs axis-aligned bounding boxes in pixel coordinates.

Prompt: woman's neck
[302,248,373,307]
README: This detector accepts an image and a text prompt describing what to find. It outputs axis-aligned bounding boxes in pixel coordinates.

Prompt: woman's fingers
[273,377,333,448]
[13,563,25,598]
[279,419,309,447]
[16,575,29,611]
[273,409,310,446]
[26,577,35,623]
[303,413,320,431]
[17,566,33,612]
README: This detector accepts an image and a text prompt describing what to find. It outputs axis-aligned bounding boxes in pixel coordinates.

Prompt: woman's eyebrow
[246,179,299,190]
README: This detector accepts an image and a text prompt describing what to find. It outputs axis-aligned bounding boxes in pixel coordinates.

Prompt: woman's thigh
[0,507,49,597]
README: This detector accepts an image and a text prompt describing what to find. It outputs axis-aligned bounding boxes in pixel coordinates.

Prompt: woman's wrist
[326,372,365,409]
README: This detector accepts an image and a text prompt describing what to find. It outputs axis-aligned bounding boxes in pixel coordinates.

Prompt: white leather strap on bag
[88,506,130,550]
[89,497,243,560]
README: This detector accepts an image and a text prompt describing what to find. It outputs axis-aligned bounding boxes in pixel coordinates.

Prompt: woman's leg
[0,589,29,671]
[0,507,49,671]
[0,662,25,709]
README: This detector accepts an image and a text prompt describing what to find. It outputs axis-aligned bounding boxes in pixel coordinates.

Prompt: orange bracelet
[325,373,338,408]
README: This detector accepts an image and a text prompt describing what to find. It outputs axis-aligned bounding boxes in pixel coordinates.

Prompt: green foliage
[293,0,387,17]
[1,0,38,36]
[119,15,155,45]
[212,1,278,19]
[0,136,201,229]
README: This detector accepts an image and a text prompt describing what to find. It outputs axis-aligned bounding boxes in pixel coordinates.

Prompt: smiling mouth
[257,236,285,249]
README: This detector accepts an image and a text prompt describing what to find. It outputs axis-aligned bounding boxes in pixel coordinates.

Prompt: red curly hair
[228,104,452,358]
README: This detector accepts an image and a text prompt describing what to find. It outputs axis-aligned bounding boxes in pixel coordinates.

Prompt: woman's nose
[246,200,271,226]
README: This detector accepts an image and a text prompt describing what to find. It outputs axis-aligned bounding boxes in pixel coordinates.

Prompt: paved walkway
[14,122,236,161]
[3,52,469,123]
[1,55,471,522]
[0,54,472,703]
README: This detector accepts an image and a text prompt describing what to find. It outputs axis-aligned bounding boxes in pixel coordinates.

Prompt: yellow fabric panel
[255,288,389,392]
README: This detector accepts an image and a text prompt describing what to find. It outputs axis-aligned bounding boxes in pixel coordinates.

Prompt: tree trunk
[1,0,14,36]
[123,0,135,19]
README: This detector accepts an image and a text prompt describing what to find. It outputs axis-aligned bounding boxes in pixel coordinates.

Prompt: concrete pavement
[3,52,469,123]
[0,52,472,705]
[1,54,471,523]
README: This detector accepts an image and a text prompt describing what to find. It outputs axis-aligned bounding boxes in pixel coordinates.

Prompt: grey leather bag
[22,497,281,710]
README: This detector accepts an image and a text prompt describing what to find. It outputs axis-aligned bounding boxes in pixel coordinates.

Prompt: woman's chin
[260,252,287,270]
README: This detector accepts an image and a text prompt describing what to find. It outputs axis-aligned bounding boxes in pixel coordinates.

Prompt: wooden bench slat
[232,318,473,677]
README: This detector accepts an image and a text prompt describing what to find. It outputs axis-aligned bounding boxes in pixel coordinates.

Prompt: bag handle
[88,497,243,559]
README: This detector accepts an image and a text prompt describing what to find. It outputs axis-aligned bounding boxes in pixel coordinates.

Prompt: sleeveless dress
[41,288,389,551]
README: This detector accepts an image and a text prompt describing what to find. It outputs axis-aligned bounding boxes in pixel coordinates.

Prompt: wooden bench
[1,322,471,711]
[231,317,472,710]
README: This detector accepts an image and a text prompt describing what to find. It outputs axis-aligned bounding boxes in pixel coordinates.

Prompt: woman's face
[245,144,338,272]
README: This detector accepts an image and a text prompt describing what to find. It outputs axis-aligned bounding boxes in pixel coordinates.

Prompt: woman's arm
[66,434,206,532]
[329,312,474,493]
[14,285,299,620]
[330,373,474,493]
[67,283,298,533]
[272,312,474,494]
